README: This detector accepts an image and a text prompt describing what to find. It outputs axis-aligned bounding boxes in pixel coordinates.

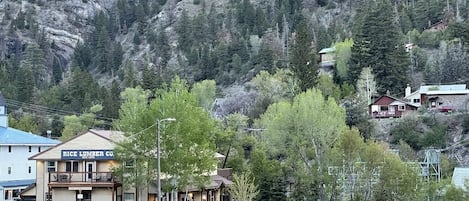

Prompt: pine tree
[369,0,410,95]
[350,0,409,96]
[21,42,47,89]
[123,62,138,88]
[289,20,319,92]
[15,65,35,102]
[141,66,159,91]
[52,57,62,84]
[102,81,121,122]
[175,10,192,53]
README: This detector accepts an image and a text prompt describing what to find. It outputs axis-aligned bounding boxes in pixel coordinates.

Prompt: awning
[0,179,35,188]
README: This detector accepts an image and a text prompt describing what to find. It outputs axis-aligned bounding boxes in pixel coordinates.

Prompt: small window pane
[124,193,134,201]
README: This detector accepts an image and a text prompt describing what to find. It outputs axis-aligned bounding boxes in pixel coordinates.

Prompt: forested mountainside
[0,0,467,135]
[3,0,469,200]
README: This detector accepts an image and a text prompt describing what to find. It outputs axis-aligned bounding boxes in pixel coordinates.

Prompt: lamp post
[157,118,176,201]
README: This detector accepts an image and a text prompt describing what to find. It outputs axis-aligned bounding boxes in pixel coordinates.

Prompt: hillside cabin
[318,47,335,76]
[404,84,469,112]
[369,95,418,118]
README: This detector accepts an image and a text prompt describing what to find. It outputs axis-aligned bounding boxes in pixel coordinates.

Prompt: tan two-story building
[22,129,232,201]
[23,129,124,201]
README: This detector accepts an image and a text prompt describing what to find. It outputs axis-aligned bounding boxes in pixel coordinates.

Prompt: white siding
[0,145,53,181]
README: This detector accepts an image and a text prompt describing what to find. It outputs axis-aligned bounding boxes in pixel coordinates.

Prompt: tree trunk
[313,139,326,201]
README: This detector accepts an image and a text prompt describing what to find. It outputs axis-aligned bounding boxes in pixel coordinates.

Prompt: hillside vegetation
[2,0,469,199]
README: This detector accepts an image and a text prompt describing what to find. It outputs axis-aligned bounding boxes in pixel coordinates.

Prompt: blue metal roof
[0,179,35,188]
[0,127,60,145]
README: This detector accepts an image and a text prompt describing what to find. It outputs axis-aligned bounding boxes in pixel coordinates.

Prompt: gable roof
[319,47,335,54]
[370,95,419,108]
[452,167,469,190]
[29,129,121,160]
[0,127,60,145]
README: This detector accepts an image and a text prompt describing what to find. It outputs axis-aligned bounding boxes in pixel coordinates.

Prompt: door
[85,161,95,182]
[389,106,395,115]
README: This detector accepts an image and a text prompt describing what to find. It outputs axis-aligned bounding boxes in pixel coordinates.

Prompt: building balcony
[48,172,121,188]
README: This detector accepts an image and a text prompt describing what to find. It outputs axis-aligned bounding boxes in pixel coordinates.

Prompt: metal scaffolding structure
[419,149,441,182]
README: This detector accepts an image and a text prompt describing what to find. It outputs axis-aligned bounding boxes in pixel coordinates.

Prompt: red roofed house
[369,95,418,118]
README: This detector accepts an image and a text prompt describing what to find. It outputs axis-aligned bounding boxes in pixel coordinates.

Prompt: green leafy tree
[229,171,259,201]
[114,78,217,194]
[60,104,105,141]
[259,88,346,201]
[8,114,38,134]
[250,148,286,201]
[316,75,341,101]
[289,20,319,92]
[192,80,216,111]
[334,39,353,83]
[249,69,296,119]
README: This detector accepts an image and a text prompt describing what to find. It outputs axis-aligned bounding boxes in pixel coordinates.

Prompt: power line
[4,98,118,122]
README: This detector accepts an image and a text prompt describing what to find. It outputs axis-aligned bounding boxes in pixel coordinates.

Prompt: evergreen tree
[289,20,319,92]
[175,10,192,53]
[102,81,121,122]
[15,65,35,102]
[21,42,47,89]
[68,68,101,112]
[350,0,409,95]
[123,62,138,88]
[52,57,62,84]
[141,66,159,91]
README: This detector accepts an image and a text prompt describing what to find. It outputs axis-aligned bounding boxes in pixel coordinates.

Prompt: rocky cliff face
[0,0,114,64]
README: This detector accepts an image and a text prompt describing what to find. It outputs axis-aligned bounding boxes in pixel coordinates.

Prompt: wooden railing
[49,171,116,183]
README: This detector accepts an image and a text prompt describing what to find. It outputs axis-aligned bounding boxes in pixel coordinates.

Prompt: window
[47,161,56,172]
[380,106,388,111]
[8,146,11,152]
[29,146,32,152]
[28,166,32,173]
[125,160,135,172]
[4,190,10,200]
[413,99,420,103]
[124,193,134,201]
[66,161,79,172]
[12,189,19,199]
[8,167,11,174]
[38,146,41,152]
[398,105,405,111]
[77,190,91,201]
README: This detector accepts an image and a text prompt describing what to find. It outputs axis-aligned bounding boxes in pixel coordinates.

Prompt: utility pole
[157,118,176,201]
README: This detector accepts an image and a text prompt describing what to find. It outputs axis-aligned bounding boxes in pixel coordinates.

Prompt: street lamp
[157,118,176,201]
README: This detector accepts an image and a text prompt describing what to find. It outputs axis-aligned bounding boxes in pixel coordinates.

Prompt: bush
[193,0,200,5]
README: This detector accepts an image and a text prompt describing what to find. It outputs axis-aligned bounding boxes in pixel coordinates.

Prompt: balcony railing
[49,172,116,183]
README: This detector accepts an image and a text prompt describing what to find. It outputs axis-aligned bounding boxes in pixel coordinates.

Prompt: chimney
[0,93,7,128]
[405,84,411,97]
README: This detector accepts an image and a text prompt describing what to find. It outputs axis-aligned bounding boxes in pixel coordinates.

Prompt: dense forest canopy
[1,0,469,199]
